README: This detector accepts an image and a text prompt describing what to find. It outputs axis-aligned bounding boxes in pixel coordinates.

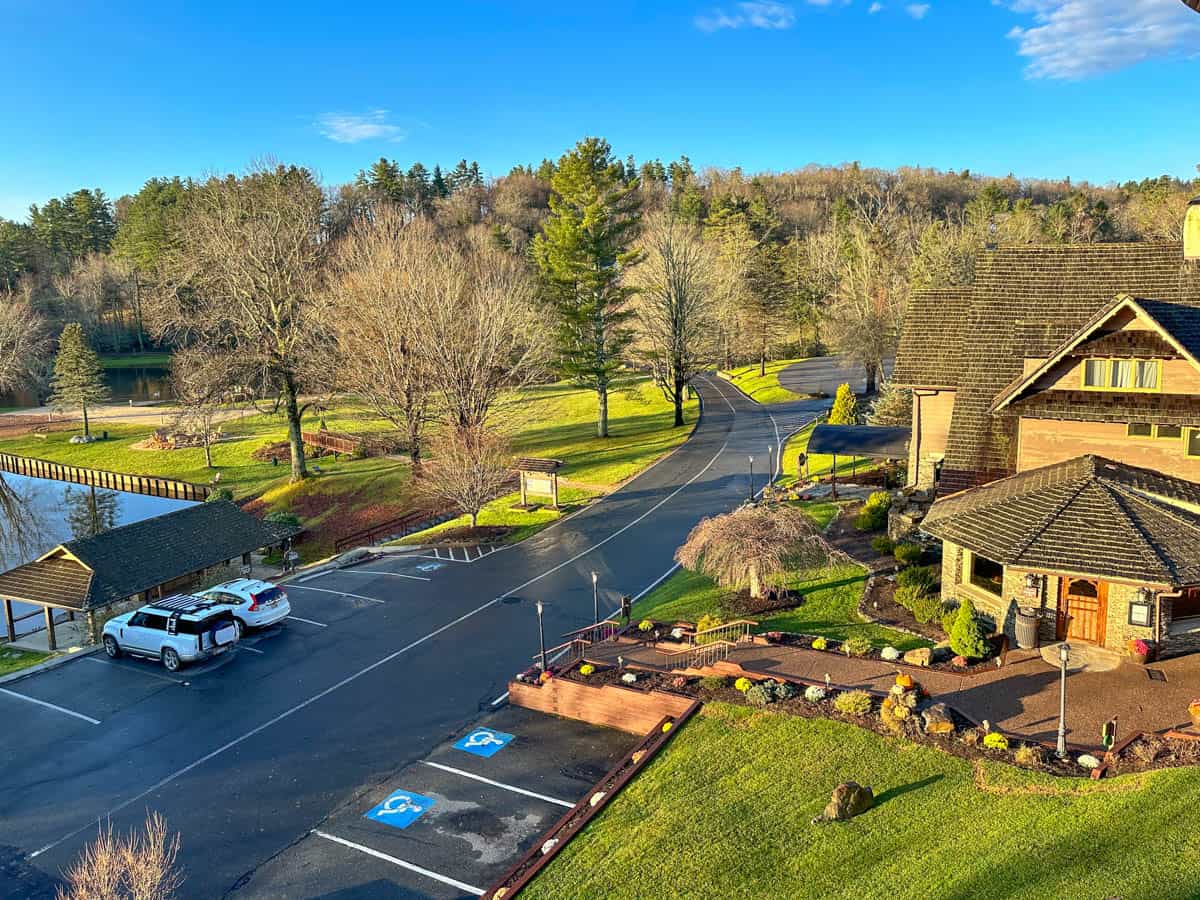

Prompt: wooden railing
[657,639,737,670]
[534,638,592,669]
[0,452,210,501]
[302,430,405,458]
[691,619,757,646]
[333,509,457,552]
[563,619,623,644]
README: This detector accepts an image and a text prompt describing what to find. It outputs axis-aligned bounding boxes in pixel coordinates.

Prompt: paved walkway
[588,637,1200,750]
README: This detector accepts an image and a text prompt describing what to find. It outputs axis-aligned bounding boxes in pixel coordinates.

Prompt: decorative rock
[671,627,685,640]
[952,655,968,668]
[589,791,607,807]
[881,646,901,662]
[903,647,932,667]
[621,672,638,684]
[812,781,874,824]
[921,703,955,735]
[1077,754,1101,770]
[541,838,559,855]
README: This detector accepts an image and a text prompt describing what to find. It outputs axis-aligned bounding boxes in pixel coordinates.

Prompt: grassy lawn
[0,646,51,677]
[99,352,173,369]
[718,358,808,405]
[779,421,881,487]
[524,703,1200,900]
[633,562,924,650]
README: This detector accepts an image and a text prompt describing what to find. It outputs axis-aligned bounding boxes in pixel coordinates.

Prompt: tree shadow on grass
[873,774,944,807]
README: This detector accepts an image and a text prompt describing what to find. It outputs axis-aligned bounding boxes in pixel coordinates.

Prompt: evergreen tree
[533,137,642,438]
[949,598,989,660]
[828,382,858,425]
[363,158,404,203]
[50,322,110,437]
[448,159,472,193]
[535,158,556,182]
[431,165,449,198]
[468,161,482,186]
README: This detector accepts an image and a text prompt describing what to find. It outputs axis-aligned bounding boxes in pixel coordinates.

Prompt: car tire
[234,618,247,640]
[103,635,121,659]
[162,647,181,672]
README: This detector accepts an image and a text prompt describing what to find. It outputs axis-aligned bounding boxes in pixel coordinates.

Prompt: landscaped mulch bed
[759,630,1006,676]
[1106,733,1200,775]
[422,524,515,545]
[861,575,947,643]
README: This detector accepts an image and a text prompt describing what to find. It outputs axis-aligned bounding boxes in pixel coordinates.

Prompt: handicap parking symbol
[364,789,436,829]
[454,727,514,758]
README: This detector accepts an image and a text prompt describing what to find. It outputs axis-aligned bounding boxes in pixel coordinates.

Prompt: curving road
[0,376,828,898]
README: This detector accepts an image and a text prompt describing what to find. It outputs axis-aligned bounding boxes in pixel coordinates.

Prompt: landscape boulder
[812,781,874,824]
[903,647,932,667]
[921,703,955,735]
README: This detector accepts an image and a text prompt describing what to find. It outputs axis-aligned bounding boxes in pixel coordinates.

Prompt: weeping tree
[676,504,845,599]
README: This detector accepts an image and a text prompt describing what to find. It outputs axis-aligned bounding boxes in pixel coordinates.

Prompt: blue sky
[2,0,1198,220]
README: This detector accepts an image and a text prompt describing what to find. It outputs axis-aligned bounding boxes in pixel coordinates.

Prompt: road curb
[0,645,103,687]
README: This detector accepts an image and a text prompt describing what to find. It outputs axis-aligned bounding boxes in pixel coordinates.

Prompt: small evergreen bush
[893,542,924,566]
[833,689,873,716]
[699,675,728,691]
[841,635,872,657]
[871,535,895,555]
[941,606,959,636]
[949,598,989,659]
[804,685,827,702]
[983,732,1009,752]
[897,565,938,592]
[828,383,859,425]
[770,680,797,701]
[745,683,775,706]
[880,646,901,662]
[734,677,753,693]
[810,636,828,651]
[695,613,723,634]
[854,491,893,532]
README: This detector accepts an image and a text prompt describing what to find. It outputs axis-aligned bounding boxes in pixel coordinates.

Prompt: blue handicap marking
[454,727,514,758]
[364,789,436,829]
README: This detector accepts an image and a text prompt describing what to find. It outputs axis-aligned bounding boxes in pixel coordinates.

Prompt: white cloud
[868,2,884,13]
[695,1,796,31]
[905,3,930,19]
[1004,0,1200,80]
[316,110,405,144]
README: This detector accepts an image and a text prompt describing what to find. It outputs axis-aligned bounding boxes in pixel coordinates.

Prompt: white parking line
[286,584,384,603]
[82,656,184,685]
[312,830,484,896]
[339,570,431,582]
[0,687,100,725]
[286,615,328,628]
[239,646,264,654]
[420,760,574,808]
[490,690,509,706]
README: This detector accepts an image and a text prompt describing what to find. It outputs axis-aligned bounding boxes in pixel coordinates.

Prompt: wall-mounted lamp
[1023,572,1043,599]
[1129,586,1155,628]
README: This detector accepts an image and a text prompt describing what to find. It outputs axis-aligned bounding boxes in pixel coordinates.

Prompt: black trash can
[1016,606,1040,649]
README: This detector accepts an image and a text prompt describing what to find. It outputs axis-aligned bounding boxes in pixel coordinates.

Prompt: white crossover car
[200,578,291,637]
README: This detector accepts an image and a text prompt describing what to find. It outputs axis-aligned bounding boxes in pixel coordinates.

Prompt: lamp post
[591,571,599,625]
[748,455,755,501]
[536,600,547,672]
[1056,641,1071,759]
[767,445,775,485]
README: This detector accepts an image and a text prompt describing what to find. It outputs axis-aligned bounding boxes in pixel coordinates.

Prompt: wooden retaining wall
[0,452,210,501]
[509,677,694,734]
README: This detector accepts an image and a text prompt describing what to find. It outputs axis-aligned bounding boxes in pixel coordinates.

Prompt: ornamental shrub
[734,677,753,693]
[841,635,872,657]
[578,664,595,677]
[746,683,775,706]
[699,675,728,691]
[893,542,924,566]
[854,491,893,532]
[949,598,989,660]
[881,646,901,661]
[871,535,895,556]
[696,613,723,634]
[828,382,859,425]
[769,680,797,701]
[833,689,873,716]
[638,619,654,633]
[1014,744,1044,767]
[897,565,938,592]
[983,731,1009,752]
[810,637,828,651]
[895,584,944,625]
[941,607,959,636]
[804,685,827,702]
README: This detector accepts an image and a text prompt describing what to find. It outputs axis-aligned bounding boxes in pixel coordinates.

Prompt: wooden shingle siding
[893,288,970,389]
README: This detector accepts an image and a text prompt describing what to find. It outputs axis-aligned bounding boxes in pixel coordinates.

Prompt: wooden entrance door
[1057,578,1107,644]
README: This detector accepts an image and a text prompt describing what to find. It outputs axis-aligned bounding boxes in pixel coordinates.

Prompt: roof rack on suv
[149,594,222,616]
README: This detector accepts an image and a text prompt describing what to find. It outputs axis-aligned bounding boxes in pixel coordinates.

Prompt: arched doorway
[1057,578,1108,644]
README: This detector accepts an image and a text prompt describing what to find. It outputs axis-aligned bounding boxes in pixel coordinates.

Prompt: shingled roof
[898,243,1200,492]
[892,288,970,389]
[0,501,298,611]
[922,455,1200,586]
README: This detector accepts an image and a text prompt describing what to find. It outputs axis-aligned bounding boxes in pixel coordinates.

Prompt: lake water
[0,365,174,409]
[0,471,194,637]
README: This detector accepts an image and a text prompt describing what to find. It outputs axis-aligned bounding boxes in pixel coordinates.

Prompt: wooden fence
[0,452,210,501]
[302,430,405,458]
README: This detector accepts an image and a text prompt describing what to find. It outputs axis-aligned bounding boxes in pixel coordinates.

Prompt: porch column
[44,606,57,652]
[3,598,14,643]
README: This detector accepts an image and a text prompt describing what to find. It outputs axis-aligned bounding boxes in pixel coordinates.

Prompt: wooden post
[3,598,14,643]
[551,472,559,510]
[831,452,838,500]
[44,606,57,652]
[520,472,528,507]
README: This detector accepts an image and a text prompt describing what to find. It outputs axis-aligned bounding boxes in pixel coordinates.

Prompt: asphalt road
[777,355,895,397]
[0,376,828,899]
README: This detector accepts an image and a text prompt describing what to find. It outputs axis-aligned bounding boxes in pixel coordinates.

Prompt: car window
[128,612,147,627]
[143,614,168,631]
[255,587,284,605]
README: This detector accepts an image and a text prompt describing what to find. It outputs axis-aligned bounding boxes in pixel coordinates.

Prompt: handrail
[562,619,623,644]
[657,639,737,669]
[562,618,622,638]
[532,638,591,667]
[333,509,456,552]
[690,619,758,646]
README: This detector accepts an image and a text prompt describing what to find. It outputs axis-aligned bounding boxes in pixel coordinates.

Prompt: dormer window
[1081,358,1160,391]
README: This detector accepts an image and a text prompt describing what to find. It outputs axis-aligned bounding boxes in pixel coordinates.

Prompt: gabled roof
[892,288,970,389]
[0,501,298,611]
[923,242,1200,493]
[923,455,1200,586]
[990,294,1200,413]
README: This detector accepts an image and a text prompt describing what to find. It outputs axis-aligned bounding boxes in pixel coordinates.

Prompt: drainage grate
[1146,668,1167,682]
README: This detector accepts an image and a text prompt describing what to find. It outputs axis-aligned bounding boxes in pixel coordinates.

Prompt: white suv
[200,578,291,638]
[103,596,239,672]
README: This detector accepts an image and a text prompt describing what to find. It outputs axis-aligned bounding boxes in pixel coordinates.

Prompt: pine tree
[431,165,449,198]
[50,322,110,437]
[828,382,858,425]
[949,598,989,660]
[533,137,642,438]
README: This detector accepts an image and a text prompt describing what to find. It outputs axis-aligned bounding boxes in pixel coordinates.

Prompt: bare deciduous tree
[416,426,513,528]
[632,212,718,427]
[170,348,236,469]
[150,163,331,482]
[676,504,844,599]
[0,295,49,394]
[57,812,184,900]
[327,208,435,470]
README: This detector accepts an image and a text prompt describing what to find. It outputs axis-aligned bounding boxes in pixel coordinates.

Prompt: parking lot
[235,704,635,898]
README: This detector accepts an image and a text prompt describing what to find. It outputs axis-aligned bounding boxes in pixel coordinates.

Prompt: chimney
[1187,196,1200,261]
